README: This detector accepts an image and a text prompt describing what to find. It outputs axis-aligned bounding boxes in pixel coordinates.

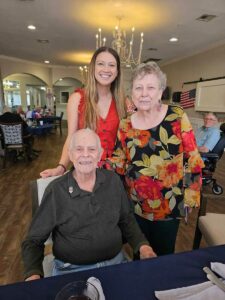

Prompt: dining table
[36,116,61,124]
[0,245,225,300]
[27,124,53,136]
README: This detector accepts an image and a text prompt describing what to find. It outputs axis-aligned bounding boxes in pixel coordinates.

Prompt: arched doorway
[3,73,47,110]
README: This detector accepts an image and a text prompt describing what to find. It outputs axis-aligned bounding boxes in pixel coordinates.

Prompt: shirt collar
[67,169,106,198]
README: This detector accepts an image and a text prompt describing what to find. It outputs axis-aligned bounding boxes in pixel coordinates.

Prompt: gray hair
[131,61,167,91]
[3,106,12,113]
[69,128,102,153]
[204,112,218,120]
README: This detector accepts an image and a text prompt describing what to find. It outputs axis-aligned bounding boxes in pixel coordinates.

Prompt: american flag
[180,89,196,109]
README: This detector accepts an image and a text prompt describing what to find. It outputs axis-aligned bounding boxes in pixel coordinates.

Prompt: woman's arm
[40,92,81,178]
[107,119,128,175]
[181,112,205,207]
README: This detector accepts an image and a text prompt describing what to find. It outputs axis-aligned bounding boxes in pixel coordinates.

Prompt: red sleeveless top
[76,89,120,163]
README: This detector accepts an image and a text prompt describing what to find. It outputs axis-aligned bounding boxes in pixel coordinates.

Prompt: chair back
[31,175,61,214]
[30,175,61,277]
[212,123,225,158]
[0,123,23,145]
[59,112,64,119]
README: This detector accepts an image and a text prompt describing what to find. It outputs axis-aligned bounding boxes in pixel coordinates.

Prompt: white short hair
[69,128,102,153]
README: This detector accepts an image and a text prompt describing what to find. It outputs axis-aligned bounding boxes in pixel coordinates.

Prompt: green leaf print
[165,113,178,121]
[130,145,136,159]
[159,150,170,159]
[142,153,151,166]
[172,186,182,195]
[148,199,161,209]
[139,167,157,176]
[127,141,133,148]
[159,126,168,145]
[169,196,176,210]
[133,160,146,167]
[168,135,180,145]
[165,190,173,199]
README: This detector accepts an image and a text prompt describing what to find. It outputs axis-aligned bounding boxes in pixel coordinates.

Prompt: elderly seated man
[196,112,220,153]
[22,128,156,281]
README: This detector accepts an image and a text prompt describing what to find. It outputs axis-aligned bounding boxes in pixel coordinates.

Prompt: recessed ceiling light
[27,25,36,30]
[169,37,179,42]
[147,48,158,51]
[196,14,217,22]
[37,39,49,44]
[44,60,50,64]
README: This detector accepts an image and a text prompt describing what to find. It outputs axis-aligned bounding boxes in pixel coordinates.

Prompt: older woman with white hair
[110,62,205,256]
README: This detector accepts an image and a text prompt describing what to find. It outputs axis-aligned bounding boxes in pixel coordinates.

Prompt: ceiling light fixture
[37,39,49,44]
[96,16,144,68]
[169,37,179,42]
[44,60,50,64]
[79,66,88,84]
[27,25,36,30]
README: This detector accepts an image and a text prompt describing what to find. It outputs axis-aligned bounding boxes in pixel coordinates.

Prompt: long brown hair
[84,46,125,130]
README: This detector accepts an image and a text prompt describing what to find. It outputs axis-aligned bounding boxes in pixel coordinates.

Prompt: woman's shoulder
[67,89,84,108]
[119,115,132,128]
[167,104,184,117]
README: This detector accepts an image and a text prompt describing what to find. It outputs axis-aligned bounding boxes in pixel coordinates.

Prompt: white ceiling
[1,0,225,67]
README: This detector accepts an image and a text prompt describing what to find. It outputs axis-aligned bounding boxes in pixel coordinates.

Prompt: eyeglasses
[204,118,217,121]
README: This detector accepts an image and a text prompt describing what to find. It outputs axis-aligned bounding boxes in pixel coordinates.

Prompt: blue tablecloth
[0,245,225,300]
[29,116,60,124]
[27,124,53,135]
[1,245,225,300]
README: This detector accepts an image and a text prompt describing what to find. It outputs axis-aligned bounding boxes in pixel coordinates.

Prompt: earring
[157,99,162,111]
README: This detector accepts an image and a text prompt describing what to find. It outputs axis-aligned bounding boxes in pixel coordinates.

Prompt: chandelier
[79,65,88,84]
[95,17,144,68]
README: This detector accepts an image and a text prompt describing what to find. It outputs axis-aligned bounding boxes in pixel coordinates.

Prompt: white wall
[161,43,225,120]
[0,56,83,117]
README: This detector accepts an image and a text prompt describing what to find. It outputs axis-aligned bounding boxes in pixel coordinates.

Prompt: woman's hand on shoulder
[40,165,65,178]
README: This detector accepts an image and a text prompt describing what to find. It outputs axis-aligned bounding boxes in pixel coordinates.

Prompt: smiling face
[94,51,118,86]
[132,73,163,112]
[69,130,102,176]
[203,113,218,128]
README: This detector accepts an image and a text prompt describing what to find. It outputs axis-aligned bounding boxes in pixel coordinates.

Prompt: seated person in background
[22,128,156,281]
[17,106,26,120]
[196,112,220,153]
[26,106,33,119]
[0,106,34,158]
[0,106,29,133]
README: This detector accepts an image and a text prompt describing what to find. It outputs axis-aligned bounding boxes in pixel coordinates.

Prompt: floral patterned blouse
[109,105,205,221]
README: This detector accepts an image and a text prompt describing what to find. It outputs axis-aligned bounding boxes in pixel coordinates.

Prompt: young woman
[40,47,126,178]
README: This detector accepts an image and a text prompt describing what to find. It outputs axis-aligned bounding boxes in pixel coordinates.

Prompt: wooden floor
[0,127,224,285]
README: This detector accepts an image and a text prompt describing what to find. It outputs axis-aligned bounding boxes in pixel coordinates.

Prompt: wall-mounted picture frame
[60,91,69,104]
[195,78,225,112]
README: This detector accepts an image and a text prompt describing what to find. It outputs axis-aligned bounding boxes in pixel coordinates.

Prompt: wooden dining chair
[193,193,225,249]
[54,112,64,136]
[0,122,29,168]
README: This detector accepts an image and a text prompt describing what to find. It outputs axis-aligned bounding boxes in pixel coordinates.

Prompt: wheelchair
[201,123,225,195]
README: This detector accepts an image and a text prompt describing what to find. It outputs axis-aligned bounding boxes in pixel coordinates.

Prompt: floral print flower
[158,155,183,188]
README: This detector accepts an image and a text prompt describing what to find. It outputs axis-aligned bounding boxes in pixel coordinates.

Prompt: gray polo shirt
[22,169,148,278]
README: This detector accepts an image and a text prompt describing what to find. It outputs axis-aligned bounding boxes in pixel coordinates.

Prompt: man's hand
[198,146,209,153]
[139,245,157,259]
[25,275,41,281]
